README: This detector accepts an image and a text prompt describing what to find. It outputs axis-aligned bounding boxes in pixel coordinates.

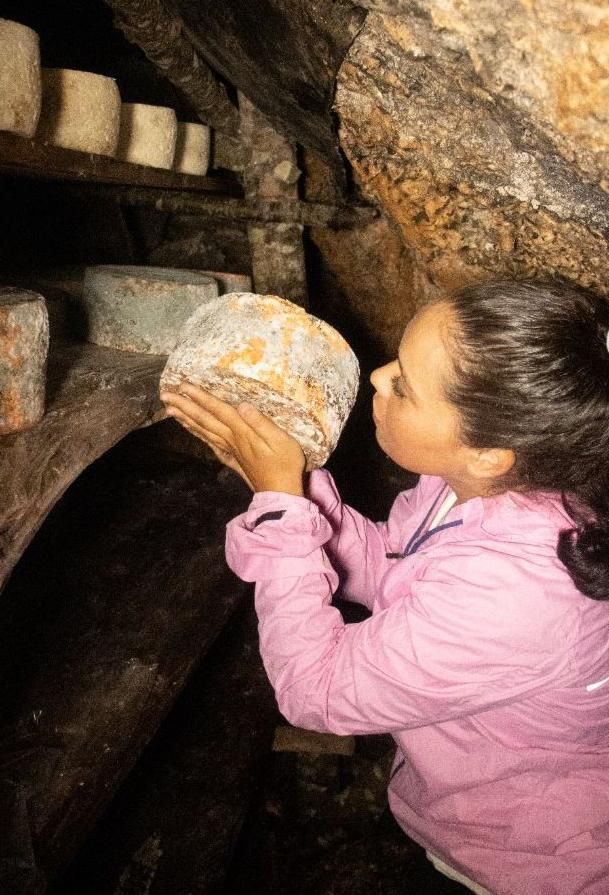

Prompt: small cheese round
[198,271,252,294]
[116,103,177,169]
[0,19,42,138]
[37,68,121,156]
[0,288,49,435]
[173,121,211,176]
[160,292,360,468]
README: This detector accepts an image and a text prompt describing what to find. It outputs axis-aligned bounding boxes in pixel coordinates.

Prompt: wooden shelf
[0,132,243,196]
[0,429,251,882]
[0,336,168,592]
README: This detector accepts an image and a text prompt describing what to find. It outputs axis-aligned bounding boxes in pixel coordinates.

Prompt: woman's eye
[391,375,406,398]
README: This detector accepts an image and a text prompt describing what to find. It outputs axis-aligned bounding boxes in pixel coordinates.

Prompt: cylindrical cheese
[160,292,360,468]
[79,265,219,354]
[199,271,252,294]
[0,19,42,138]
[0,288,49,435]
[37,68,121,156]
[116,103,177,169]
[173,122,211,176]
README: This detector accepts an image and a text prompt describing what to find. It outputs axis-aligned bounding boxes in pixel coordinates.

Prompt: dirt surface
[54,599,470,895]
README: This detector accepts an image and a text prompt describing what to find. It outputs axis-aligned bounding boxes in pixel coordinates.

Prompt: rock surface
[335,5,609,301]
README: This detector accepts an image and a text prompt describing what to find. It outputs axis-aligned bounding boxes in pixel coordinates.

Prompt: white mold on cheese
[0,288,49,435]
[160,292,360,468]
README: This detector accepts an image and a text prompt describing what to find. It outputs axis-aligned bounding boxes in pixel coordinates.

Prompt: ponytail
[558,491,609,601]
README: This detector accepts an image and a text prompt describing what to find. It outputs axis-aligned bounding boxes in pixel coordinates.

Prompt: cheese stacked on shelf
[0,18,42,138]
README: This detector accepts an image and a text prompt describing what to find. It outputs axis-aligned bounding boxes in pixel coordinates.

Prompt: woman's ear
[468,447,516,481]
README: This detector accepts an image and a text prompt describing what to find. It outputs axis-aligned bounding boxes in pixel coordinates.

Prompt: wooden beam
[172,0,367,186]
[103,0,241,137]
[0,337,166,593]
[66,183,379,229]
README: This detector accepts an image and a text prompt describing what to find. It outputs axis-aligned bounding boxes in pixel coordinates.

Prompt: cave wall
[6,0,609,378]
[335,2,609,302]
[160,0,609,322]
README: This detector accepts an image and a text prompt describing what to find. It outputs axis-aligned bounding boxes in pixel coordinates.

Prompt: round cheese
[37,68,121,156]
[0,19,42,138]
[173,121,211,176]
[198,271,252,294]
[160,292,360,468]
[0,288,49,435]
[80,265,219,354]
[116,103,177,169]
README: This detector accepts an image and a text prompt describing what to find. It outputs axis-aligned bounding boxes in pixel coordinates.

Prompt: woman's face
[370,301,470,479]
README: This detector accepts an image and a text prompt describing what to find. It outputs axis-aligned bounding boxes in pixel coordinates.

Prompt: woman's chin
[374,430,393,459]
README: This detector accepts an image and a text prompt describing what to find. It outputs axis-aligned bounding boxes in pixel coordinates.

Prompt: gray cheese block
[79,265,219,354]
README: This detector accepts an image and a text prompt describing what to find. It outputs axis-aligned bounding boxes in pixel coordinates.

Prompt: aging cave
[1,2,608,895]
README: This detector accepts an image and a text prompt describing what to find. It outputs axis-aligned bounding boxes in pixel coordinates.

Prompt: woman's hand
[160,382,306,496]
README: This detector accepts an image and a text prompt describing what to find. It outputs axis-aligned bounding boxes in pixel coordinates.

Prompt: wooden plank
[56,605,279,895]
[272,725,355,756]
[0,336,167,593]
[0,133,243,195]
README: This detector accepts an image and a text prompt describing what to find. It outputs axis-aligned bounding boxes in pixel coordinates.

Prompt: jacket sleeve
[304,469,419,610]
[225,497,571,737]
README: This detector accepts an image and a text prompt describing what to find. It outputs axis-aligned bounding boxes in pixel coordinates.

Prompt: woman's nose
[370,361,394,393]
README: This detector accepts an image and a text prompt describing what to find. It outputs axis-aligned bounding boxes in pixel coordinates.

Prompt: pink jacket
[225,470,609,895]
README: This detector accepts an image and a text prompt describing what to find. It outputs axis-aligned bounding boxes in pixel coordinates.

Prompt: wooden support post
[239,93,309,307]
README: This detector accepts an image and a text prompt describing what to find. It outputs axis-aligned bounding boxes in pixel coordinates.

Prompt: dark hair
[441,279,609,601]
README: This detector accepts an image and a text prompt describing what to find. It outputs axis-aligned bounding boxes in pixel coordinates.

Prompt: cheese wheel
[37,68,121,156]
[173,121,211,176]
[0,19,42,138]
[80,265,219,354]
[160,292,360,468]
[199,271,252,294]
[0,288,49,435]
[116,103,177,169]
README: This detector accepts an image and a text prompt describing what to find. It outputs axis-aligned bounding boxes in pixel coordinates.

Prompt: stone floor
[55,597,471,895]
